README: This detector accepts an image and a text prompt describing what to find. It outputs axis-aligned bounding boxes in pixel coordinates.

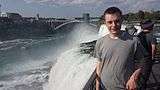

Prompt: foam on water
[0,65,49,90]
[48,23,99,90]
[0,22,99,90]
[66,23,98,44]
[0,37,62,76]
[48,47,98,90]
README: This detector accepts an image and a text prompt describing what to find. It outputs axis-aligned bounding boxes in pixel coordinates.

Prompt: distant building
[83,13,90,23]
[0,12,22,23]
[1,12,8,17]
[1,12,21,18]
[6,13,22,19]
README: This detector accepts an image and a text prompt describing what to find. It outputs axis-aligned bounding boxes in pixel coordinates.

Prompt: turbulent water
[0,22,98,90]
[48,44,97,90]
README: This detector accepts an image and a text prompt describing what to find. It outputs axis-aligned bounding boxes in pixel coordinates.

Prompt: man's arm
[96,60,101,90]
[151,35,157,60]
[151,44,156,59]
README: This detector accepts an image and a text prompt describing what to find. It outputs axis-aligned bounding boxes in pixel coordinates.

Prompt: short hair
[103,7,122,16]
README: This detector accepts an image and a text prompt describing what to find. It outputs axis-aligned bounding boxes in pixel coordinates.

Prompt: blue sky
[0,0,160,18]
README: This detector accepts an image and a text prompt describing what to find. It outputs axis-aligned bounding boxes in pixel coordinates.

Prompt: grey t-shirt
[94,31,148,90]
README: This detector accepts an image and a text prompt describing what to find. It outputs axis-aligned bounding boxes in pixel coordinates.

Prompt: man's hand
[126,77,137,90]
[126,68,141,90]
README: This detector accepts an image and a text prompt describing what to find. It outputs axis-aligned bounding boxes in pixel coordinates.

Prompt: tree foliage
[123,10,160,21]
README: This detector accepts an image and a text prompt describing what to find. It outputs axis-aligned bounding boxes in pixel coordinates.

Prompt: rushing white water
[0,22,98,90]
[48,47,98,90]
[0,37,61,90]
[48,22,99,90]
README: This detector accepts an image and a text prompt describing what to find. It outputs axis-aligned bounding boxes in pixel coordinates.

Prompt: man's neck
[109,32,121,39]
[109,34,119,39]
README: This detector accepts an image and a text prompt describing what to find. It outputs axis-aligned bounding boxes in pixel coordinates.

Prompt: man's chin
[110,32,118,34]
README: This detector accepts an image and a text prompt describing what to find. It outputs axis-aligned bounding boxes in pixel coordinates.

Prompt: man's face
[104,13,122,35]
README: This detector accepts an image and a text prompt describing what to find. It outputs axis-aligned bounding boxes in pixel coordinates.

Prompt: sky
[0,0,160,18]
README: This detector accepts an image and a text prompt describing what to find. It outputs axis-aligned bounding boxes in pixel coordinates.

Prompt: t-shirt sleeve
[93,39,102,62]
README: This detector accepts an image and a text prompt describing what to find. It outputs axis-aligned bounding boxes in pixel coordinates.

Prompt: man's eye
[107,21,112,24]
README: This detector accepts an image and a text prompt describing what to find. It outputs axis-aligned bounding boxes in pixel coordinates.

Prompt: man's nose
[112,22,116,27]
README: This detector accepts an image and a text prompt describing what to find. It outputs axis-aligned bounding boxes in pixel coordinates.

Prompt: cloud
[23,0,160,13]
[23,0,159,7]
[24,0,102,5]
[122,0,160,12]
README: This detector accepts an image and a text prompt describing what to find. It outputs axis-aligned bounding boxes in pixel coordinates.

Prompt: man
[138,19,157,89]
[94,7,151,90]
[139,19,156,59]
